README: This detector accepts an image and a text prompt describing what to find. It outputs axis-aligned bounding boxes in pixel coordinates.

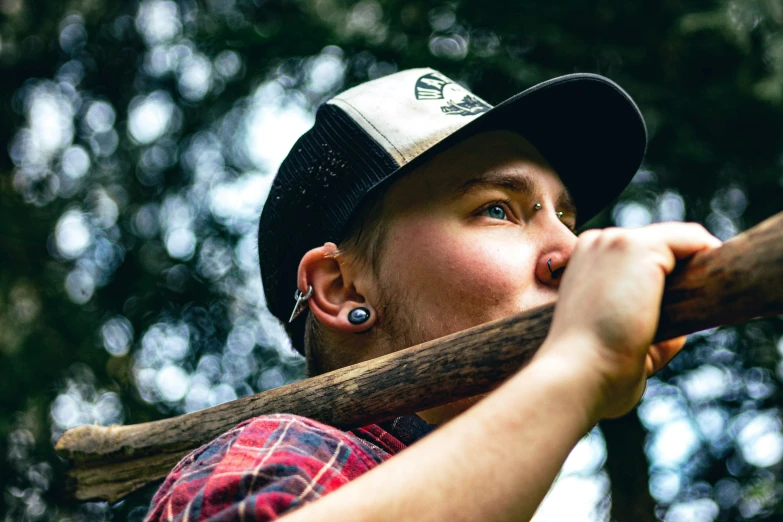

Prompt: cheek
[382,220,537,330]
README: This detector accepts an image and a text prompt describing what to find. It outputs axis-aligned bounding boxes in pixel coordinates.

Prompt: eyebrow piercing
[534,203,564,219]
[289,285,313,322]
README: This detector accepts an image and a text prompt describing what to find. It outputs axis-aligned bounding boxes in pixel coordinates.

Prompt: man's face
[365,130,578,358]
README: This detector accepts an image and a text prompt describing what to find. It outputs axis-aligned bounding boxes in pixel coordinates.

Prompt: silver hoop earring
[289,285,313,323]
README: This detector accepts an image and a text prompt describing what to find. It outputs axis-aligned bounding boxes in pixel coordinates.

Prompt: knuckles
[574,221,714,257]
[575,227,636,253]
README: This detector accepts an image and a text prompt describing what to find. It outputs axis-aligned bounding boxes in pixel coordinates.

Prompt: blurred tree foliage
[0,0,782,520]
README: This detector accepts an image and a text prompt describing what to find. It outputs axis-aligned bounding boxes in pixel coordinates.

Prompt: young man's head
[298,131,578,375]
[258,68,647,391]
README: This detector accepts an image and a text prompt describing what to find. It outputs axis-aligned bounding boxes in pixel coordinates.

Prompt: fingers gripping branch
[543,222,723,419]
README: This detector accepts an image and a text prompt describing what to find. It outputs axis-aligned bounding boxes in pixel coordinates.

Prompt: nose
[535,225,577,289]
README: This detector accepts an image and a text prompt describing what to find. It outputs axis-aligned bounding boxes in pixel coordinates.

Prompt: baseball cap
[258,68,647,354]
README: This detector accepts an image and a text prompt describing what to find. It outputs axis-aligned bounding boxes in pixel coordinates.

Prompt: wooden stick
[56,211,783,502]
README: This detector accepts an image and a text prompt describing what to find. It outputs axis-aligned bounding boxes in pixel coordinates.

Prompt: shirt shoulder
[144,414,401,522]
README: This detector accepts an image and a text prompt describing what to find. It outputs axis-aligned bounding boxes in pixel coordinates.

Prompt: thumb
[646,336,687,376]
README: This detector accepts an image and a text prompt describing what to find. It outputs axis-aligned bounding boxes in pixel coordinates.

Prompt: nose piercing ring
[548,259,564,280]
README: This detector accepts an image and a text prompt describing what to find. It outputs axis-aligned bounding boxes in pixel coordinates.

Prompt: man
[145,69,720,521]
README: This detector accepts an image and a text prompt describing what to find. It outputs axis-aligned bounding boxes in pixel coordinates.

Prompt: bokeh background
[1,0,782,520]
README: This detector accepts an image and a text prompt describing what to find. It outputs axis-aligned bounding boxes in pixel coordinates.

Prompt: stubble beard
[371,277,425,356]
[371,278,486,424]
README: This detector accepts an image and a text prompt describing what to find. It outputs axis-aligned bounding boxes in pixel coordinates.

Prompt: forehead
[382,130,568,211]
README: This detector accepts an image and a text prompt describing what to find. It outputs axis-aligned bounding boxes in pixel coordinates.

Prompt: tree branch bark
[56,211,783,503]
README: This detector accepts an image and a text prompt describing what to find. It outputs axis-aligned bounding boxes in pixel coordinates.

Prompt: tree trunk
[601,412,656,522]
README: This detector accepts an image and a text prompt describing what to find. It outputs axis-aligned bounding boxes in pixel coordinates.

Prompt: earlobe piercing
[348,307,371,325]
[289,285,313,323]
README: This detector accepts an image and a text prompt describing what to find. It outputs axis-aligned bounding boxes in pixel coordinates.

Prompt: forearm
[280,347,602,522]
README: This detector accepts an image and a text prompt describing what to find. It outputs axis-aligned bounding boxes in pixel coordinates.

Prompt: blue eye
[482,205,507,220]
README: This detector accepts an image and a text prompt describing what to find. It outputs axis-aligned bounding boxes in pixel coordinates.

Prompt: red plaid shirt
[144,414,434,521]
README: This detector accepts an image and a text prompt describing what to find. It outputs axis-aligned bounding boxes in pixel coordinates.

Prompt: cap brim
[366,73,647,227]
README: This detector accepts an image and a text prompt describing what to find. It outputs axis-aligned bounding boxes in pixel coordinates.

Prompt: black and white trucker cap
[258,68,647,353]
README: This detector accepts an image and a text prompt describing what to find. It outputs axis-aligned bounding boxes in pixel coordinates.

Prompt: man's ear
[297,242,376,333]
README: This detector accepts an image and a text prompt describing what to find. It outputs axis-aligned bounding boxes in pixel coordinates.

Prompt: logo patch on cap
[414,73,491,117]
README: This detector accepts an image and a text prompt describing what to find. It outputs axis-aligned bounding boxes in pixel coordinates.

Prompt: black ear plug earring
[348,307,371,325]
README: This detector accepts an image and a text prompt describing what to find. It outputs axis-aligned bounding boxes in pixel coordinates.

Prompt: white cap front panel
[327,68,493,166]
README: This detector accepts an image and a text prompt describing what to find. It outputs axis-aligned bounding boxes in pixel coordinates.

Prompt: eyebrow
[456,172,535,199]
[455,171,577,216]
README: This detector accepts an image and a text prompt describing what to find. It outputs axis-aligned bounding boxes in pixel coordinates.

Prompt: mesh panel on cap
[258,104,399,354]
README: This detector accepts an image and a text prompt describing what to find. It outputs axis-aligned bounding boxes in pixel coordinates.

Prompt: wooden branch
[56,211,783,503]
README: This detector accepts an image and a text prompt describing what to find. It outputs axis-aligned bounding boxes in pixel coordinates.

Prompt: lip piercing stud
[289,285,313,322]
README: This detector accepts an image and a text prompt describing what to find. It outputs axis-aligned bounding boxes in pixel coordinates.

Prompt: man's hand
[539,222,722,421]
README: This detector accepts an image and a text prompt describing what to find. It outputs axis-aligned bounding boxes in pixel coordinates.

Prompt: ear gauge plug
[348,307,371,325]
